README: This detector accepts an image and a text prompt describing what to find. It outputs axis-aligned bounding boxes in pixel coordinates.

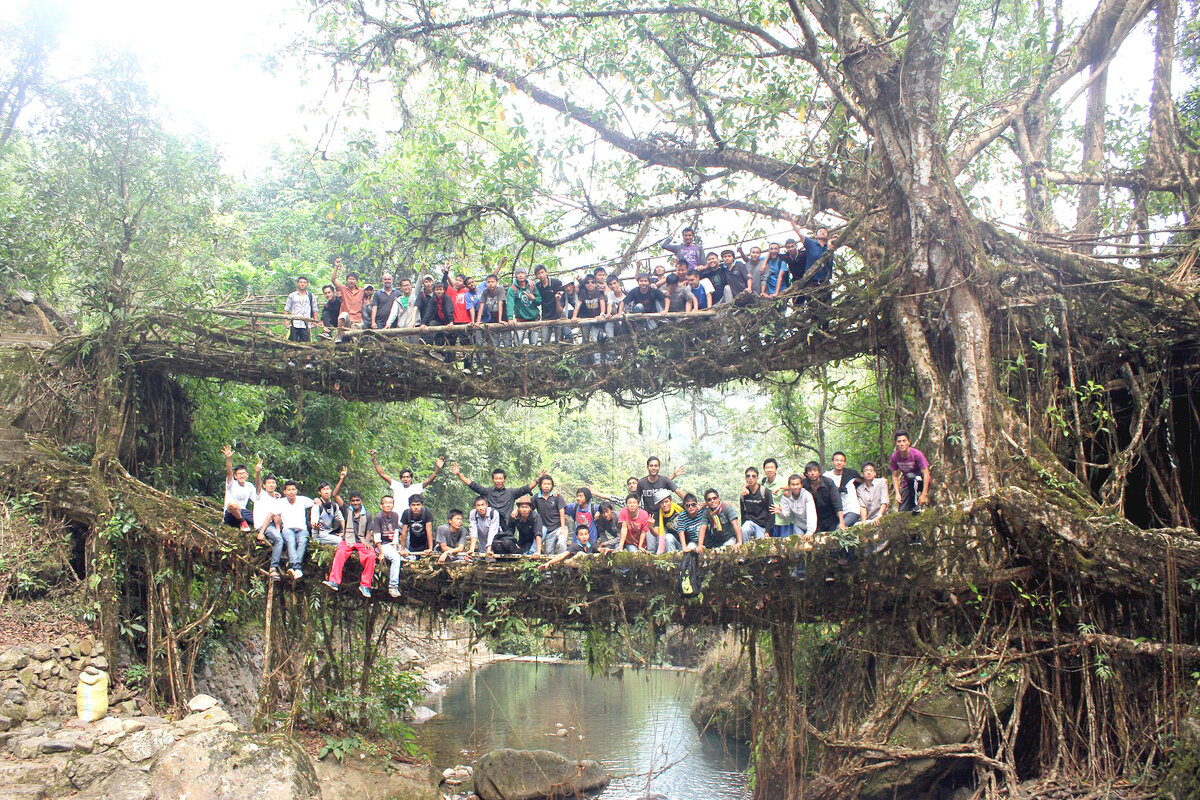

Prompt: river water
[418,660,750,800]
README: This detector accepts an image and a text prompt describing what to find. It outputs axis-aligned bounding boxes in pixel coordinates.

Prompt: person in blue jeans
[276,481,314,581]
[252,460,285,581]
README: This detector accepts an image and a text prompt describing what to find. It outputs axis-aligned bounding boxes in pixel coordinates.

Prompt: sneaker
[322,580,339,592]
[291,568,303,580]
[359,586,371,598]
[824,570,835,583]
[388,586,400,598]
[794,564,807,581]
[319,331,333,340]
[239,520,251,532]
[269,566,281,581]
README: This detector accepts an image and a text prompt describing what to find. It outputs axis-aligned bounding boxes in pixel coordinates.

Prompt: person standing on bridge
[330,257,366,340]
[506,267,542,344]
[659,227,705,269]
[533,264,565,345]
[802,461,845,533]
[284,276,320,343]
[637,456,686,514]
[889,431,931,512]
[771,473,817,541]
[369,452,444,512]
[533,475,567,555]
[449,463,543,534]
[824,453,861,527]
[368,273,402,330]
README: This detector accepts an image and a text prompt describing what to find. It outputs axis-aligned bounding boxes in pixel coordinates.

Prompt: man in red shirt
[444,269,473,346]
[617,494,653,552]
[330,257,366,340]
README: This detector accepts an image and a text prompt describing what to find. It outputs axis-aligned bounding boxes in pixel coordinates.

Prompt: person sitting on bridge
[618,494,653,552]
[310,471,347,547]
[319,284,340,339]
[435,509,473,563]
[444,270,473,345]
[647,490,682,554]
[557,278,578,342]
[330,257,366,339]
[637,456,686,514]
[890,431,931,512]
[605,277,627,339]
[854,462,889,525]
[538,523,604,571]
[772,473,817,545]
[368,272,402,330]
[321,488,375,598]
[284,275,320,343]
[701,488,742,549]
[656,257,689,291]
[511,496,543,556]
[372,495,403,597]
[277,480,314,581]
[594,502,621,550]
[400,493,434,559]
[675,493,708,552]
[624,274,667,330]
[221,445,255,532]
[760,458,792,538]
[252,459,284,581]
[659,227,705,269]
[369,450,444,511]
[736,245,768,298]
[468,496,505,556]
[740,466,774,541]
[824,453,861,527]
[449,463,542,535]
[802,461,845,533]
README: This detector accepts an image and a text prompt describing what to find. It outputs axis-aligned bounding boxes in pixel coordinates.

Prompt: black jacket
[802,475,842,532]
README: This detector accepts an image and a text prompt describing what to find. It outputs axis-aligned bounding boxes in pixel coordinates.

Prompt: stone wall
[0,635,121,730]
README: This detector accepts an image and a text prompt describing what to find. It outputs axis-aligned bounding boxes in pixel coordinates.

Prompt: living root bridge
[119,287,876,405]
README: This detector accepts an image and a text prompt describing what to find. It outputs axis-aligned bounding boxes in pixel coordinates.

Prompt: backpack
[678,550,703,598]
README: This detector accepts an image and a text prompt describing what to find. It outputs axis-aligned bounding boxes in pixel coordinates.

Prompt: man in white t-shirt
[221,445,255,532]
[252,459,284,580]
[277,480,314,581]
[369,450,445,510]
[824,452,861,526]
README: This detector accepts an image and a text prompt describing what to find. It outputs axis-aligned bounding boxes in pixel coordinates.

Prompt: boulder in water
[148,728,320,800]
[473,748,609,800]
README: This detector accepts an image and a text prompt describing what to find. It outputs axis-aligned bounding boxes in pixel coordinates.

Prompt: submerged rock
[473,748,609,800]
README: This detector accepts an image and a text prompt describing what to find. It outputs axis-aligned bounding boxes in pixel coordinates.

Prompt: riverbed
[418,660,750,800]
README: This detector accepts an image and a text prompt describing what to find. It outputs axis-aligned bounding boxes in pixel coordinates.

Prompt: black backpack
[678,550,703,598]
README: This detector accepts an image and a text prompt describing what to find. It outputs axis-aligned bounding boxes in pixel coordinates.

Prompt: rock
[5,688,26,705]
[443,767,456,779]
[0,716,12,732]
[75,767,151,800]
[149,728,320,800]
[12,737,48,759]
[78,639,93,657]
[396,646,422,666]
[69,642,82,658]
[473,749,609,800]
[119,700,138,715]
[314,757,438,800]
[0,786,47,799]
[16,668,34,687]
[23,700,44,722]
[65,754,119,790]
[90,656,108,670]
[29,645,53,662]
[186,693,220,712]
[177,706,234,732]
[0,648,29,672]
[410,705,438,724]
[117,727,176,762]
[40,739,76,754]
[42,731,93,754]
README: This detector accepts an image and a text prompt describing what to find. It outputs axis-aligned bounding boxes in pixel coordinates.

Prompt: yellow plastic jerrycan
[76,667,109,722]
